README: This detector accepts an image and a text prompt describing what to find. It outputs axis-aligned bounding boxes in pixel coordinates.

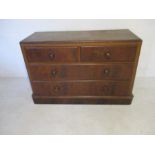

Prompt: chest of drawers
[20,29,142,104]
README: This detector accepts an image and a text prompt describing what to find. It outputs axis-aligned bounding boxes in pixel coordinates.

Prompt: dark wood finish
[32,81,130,96]
[81,45,137,62]
[24,46,79,63]
[20,29,142,104]
[29,63,134,81]
[32,95,133,104]
[20,29,141,44]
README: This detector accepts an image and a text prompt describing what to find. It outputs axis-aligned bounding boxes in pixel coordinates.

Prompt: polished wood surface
[32,95,133,104]
[24,46,79,63]
[32,81,130,96]
[20,29,141,43]
[29,63,134,81]
[20,29,142,104]
[81,45,137,62]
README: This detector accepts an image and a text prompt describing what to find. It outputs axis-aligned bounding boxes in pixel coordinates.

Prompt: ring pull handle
[49,52,55,60]
[53,86,61,92]
[104,68,110,75]
[51,70,57,77]
[104,52,111,59]
[102,85,113,95]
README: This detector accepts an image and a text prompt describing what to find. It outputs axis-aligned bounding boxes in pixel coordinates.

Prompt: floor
[0,77,155,134]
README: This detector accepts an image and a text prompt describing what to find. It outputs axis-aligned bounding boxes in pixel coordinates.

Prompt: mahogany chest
[20,29,142,104]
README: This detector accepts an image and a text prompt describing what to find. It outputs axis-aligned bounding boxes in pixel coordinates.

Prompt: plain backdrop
[0,19,155,78]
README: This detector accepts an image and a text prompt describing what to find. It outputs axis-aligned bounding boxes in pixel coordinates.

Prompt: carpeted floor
[0,77,155,134]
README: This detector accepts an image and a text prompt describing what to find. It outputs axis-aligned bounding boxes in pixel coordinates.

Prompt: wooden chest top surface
[21,29,142,44]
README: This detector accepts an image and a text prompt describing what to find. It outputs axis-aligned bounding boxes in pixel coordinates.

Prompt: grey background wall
[0,19,155,77]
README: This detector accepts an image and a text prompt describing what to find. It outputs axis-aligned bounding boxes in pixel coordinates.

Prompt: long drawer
[29,63,134,81]
[81,45,137,62]
[32,81,130,96]
[24,46,79,63]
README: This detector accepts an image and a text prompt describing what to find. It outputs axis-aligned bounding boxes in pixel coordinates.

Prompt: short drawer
[24,46,79,63]
[32,81,130,96]
[81,45,137,62]
[29,63,134,81]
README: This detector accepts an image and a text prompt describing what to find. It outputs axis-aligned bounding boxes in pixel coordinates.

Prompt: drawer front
[32,81,130,96]
[81,45,137,62]
[29,63,134,81]
[25,46,79,63]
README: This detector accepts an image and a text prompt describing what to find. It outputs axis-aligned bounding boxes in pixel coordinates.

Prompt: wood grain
[20,30,142,104]
[81,45,137,62]
[25,46,79,63]
[32,81,130,96]
[20,29,141,44]
[29,63,134,81]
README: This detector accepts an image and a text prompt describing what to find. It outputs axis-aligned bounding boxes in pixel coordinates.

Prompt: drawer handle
[53,86,61,92]
[51,70,57,77]
[102,85,112,95]
[49,53,55,60]
[93,51,111,59]
[104,69,110,75]
[104,52,111,59]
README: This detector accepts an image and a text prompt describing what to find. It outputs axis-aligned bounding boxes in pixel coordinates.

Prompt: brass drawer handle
[53,86,61,92]
[102,85,115,95]
[104,68,110,75]
[102,85,112,95]
[104,52,111,59]
[51,70,57,77]
[93,49,111,59]
[49,53,55,60]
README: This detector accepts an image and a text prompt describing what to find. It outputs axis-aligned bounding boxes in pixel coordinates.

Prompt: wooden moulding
[20,30,142,105]
[32,94,133,105]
